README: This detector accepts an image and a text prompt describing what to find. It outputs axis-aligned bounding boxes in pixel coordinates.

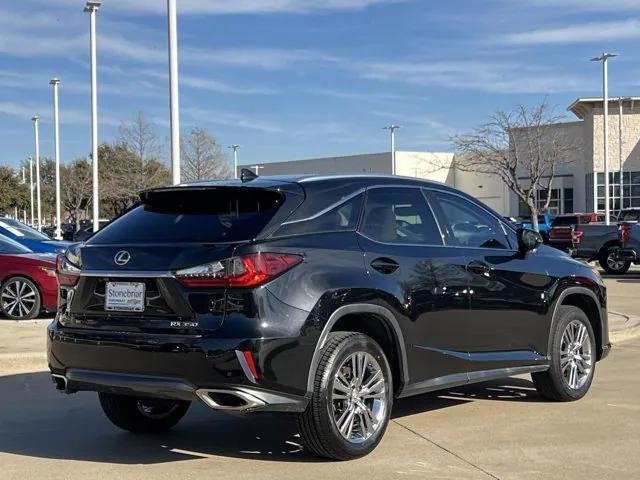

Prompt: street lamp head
[31,115,39,122]
[49,78,60,85]
[84,1,101,12]
[383,124,401,131]
[228,144,240,149]
[591,52,619,62]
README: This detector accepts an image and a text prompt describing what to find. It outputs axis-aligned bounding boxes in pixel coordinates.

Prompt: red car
[0,233,58,319]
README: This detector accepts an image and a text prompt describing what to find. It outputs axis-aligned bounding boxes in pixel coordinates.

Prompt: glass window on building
[593,171,640,217]
[518,187,573,217]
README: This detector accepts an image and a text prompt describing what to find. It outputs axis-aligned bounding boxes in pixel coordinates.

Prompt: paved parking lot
[1,273,640,479]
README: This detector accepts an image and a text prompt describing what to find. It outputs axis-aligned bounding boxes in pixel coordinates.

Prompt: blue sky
[2,0,640,170]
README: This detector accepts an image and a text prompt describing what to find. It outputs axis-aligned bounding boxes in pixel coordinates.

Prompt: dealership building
[241,97,640,217]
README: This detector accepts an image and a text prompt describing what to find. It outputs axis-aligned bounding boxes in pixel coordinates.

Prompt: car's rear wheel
[599,246,631,274]
[296,332,393,460]
[1,276,41,320]
[98,393,190,433]
[532,306,596,401]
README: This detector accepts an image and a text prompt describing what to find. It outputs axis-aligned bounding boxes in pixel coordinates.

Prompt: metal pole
[32,116,42,231]
[85,1,101,232]
[28,156,34,226]
[167,0,181,185]
[251,165,264,175]
[51,78,62,239]
[228,145,239,179]
[619,96,624,212]
[603,58,610,225]
[383,125,400,175]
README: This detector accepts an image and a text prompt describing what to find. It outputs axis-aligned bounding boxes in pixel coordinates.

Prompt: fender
[305,303,410,395]
[550,285,606,357]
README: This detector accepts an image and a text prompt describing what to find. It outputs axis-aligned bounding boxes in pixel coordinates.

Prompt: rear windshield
[0,234,31,254]
[619,210,640,222]
[88,188,284,244]
[552,216,581,227]
[0,218,49,240]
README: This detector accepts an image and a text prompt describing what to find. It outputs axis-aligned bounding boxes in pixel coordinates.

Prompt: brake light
[56,253,80,287]
[620,223,632,244]
[175,253,303,288]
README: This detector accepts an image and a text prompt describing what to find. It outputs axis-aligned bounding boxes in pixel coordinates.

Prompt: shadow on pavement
[0,371,542,465]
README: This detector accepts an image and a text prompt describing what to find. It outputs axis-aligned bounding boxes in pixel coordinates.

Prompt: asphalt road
[1,337,639,480]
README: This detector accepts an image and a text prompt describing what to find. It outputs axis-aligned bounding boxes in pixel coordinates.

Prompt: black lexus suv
[49,174,609,460]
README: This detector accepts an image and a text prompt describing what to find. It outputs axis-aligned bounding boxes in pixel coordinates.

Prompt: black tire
[0,276,41,320]
[599,246,631,274]
[98,393,190,433]
[296,332,393,460]
[532,306,596,402]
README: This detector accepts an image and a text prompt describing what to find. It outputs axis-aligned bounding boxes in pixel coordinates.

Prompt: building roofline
[568,96,640,119]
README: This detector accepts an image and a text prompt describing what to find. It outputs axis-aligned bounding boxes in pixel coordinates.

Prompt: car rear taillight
[571,228,584,246]
[620,223,632,244]
[56,253,80,287]
[175,253,303,288]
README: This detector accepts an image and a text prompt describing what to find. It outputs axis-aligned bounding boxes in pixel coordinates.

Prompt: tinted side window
[274,193,363,237]
[360,188,442,245]
[429,191,510,250]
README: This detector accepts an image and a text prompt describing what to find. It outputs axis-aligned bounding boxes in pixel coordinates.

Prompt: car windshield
[88,187,284,244]
[0,218,50,240]
[0,233,32,254]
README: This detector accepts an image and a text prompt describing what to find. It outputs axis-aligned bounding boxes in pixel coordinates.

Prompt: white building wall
[395,151,455,186]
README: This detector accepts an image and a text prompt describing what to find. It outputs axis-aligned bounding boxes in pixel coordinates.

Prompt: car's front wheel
[297,332,393,460]
[532,306,596,401]
[98,393,190,433]
[1,276,41,320]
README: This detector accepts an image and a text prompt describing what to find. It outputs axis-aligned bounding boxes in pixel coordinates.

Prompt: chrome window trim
[79,270,175,278]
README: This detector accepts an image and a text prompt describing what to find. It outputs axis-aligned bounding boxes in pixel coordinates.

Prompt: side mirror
[517,228,543,253]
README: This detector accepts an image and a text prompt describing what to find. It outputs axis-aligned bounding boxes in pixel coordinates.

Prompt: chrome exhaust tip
[195,388,265,411]
[51,374,67,391]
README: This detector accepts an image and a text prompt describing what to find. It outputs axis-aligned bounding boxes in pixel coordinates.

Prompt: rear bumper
[47,321,315,413]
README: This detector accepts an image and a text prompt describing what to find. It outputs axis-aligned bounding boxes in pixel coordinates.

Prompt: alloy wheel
[560,320,593,390]
[606,250,626,272]
[1,279,37,319]
[331,351,387,444]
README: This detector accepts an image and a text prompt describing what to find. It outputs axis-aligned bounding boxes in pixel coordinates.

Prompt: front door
[426,189,551,374]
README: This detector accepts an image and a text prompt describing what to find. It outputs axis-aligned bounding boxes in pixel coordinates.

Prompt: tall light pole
[85,1,101,232]
[21,167,26,224]
[228,144,239,179]
[250,165,264,175]
[383,125,400,175]
[167,0,181,185]
[28,156,34,226]
[591,52,618,225]
[50,78,62,240]
[31,116,42,231]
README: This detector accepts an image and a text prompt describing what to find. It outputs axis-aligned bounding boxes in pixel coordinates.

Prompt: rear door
[357,186,473,392]
[66,186,300,334]
[426,189,551,374]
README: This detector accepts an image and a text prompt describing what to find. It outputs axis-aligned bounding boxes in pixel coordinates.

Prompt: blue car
[0,217,71,254]
[519,213,555,242]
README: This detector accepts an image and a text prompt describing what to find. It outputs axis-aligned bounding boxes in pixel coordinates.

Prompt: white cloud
[352,59,584,94]
[182,106,283,133]
[0,101,119,127]
[514,0,640,11]
[502,19,640,45]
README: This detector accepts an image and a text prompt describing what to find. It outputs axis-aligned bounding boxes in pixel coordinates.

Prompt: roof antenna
[240,168,258,183]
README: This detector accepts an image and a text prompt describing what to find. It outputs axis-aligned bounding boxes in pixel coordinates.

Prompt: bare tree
[61,159,92,232]
[118,112,167,192]
[451,101,579,231]
[181,127,231,181]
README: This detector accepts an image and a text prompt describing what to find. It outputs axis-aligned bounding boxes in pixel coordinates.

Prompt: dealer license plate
[104,282,145,312]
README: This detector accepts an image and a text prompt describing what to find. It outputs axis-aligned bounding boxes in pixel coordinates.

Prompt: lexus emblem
[114,250,131,266]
